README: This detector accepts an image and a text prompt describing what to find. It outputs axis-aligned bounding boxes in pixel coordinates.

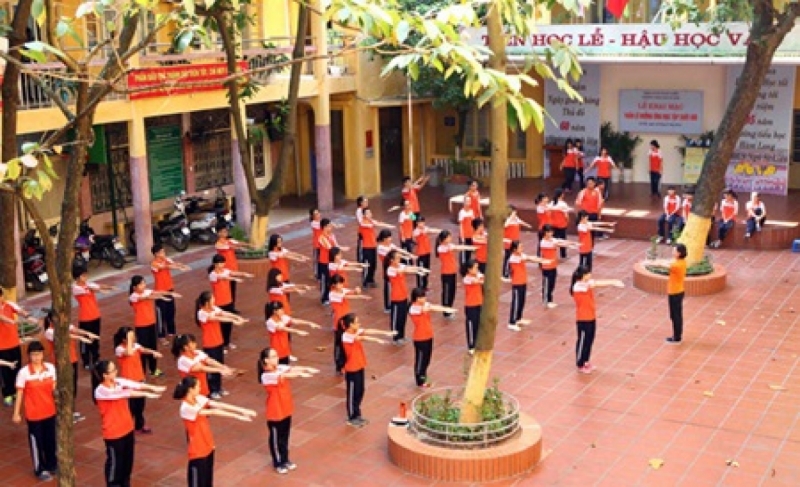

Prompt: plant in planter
[646,255,714,277]
[600,121,641,182]
[646,235,660,261]
[229,224,268,259]
[675,130,715,158]
[266,99,291,142]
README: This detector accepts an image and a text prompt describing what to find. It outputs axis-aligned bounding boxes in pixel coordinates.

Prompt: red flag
[606,0,629,18]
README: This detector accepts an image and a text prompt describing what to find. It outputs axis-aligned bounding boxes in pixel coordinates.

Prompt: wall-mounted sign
[128,62,248,100]
[618,90,703,134]
[146,125,185,201]
[544,64,600,158]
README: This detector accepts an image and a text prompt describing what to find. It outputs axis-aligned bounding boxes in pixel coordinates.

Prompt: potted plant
[646,235,660,261]
[442,158,472,198]
[600,122,641,183]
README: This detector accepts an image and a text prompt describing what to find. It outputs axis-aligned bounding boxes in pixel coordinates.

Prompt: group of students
[560,138,620,200]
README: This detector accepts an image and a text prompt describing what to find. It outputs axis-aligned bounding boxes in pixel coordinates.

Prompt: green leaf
[5,159,21,180]
[407,61,419,80]
[75,1,94,18]
[182,0,195,17]
[174,30,194,53]
[21,142,39,154]
[42,154,59,180]
[20,49,46,63]
[38,171,53,192]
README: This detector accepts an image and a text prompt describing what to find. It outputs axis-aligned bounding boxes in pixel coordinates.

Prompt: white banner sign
[724,66,794,196]
[618,90,704,134]
[544,64,601,158]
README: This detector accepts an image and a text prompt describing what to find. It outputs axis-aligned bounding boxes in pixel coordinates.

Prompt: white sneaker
[507,324,521,332]
[289,355,298,362]
[547,302,558,309]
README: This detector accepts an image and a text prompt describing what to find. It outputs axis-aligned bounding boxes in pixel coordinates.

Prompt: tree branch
[44,0,79,72]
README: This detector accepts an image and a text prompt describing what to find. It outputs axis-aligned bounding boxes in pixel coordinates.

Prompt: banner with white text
[544,64,601,159]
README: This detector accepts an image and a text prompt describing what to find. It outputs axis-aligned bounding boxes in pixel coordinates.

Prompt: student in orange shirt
[385,249,430,345]
[377,230,416,313]
[328,247,369,288]
[92,359,165,487]
[535,193,552,242]
[656,187,682,244]
[458,196,476,266]
[549,189,572,259]
[576,211,616,272]
[400,175,429,218]
[196,291,249,399]
[174,375,255,486]
[330,274,372,371]
[151,245,191,345]
[412,216,441,291]
[309,208,323,280]
[649,140,663,197]
[114,326,162,434]
[172,333,237,399]
[651,244,688,344]
[539,225,578,308]
[73,266,116,368]
[267,234,309,284]
[408,288,456,388]
[208,254,253,352]
[466,180,483,218]
[0,289,35,406]
[679,191,693,232]
[265,301,320,365]
[318,218,350,305]
[471,218,488,274]
[12,341,58,482]
[435,230,476,320]
[129,275,181,378]
[588,147,617,200]
[266,268,311,316]
[358,207,393,288]
[560,138,578,192]
[355,196,369,262]
[43,309,97,423]
[711,190,739,248]
[215,223,256,309]
[462,260,484,353]
[397,199,417,253]
[258,347,319,473]
[575,177,605,242]
[505,241,550,331]
[340,313,393,427]
[570,266,625,374]
[502,205,533,278]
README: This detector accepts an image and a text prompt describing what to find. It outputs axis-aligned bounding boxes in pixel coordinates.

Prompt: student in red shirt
[114,326,162,434]
[0,289,35,406]
[505,241,549,331]
[267,268,312,316]
[549,189,572,259]
[358,208,393,288]
[309,208,323,280]
[330,274,372,371]
[535,193,552,242]
[328,247,368,289]
[72,266,116,368]
[340,313,393,427]
[397,199,417,253]
[471,218,488,274]
[502,205,533,278]
[649,140,663,197]
[400,175,429,217]
[318,218,350,305]
[657,187,683,244]
[462,260,484,353]
[265,301,320,365]
[93,359,165,487]
[129,275,181,378]
[355,196,369,262]
[680,191,693,231]
[12,341,57,482]
[172,333,237,398]
[151,244,191,345]
[711,189,739,248]
[588,147,617,200]
[576,211,616,272]
[385,250,429,345]
[215,224,256,308]
[412,216,441,291]
[435,230,476,319]
[268,234,309,284]
[570,266,625,374]
[208,254,253,352]
[466,180,483,218]
[408,288,456,388]
[196,291,249,399]
[377,229,416,313]
[560,138,578,192]
[575,177,605,242]
[174,375,255,486]
[458,196,476,266]
[258,347,319,473]
[539,225,578,308]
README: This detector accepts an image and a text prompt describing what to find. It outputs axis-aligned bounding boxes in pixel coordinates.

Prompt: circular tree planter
[235,249,271,279]
[633,261,727,296]
[388,387,543,482]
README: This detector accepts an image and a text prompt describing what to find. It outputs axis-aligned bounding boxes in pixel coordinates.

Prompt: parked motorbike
[73,217,127,269]
[180,192,218,244]
[21,228,48,291]
[152,195,191,252]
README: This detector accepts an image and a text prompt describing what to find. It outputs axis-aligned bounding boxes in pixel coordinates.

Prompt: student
[412,215,441,291]
[651,244,688,344]
[258,347,319,473]
[151,245,191,345]
[400,175,429,217]
[575,177,604,241]
[588,147,617,199]
[385,249,430,345]
[174,375,255,487]
[745,192,767,238]
[129,275,180,378]
[397,199,417,254]
[215,224,255,308]
[355,196,369,262]
[534,193,552,238]
[358,208,393,288]
[549,189,571,259]
[560,138,578,192]
[267,234,309,283]
[539,225,578,308]
[340,313,392,427]
[0,289,34,406]
[649,140,663,197]
[208,254,253,351]
[435,230,475,319]
[656,187,682,245]
[377,230,416,313]
[502,205,533,278]
[328,247,368,288]
[710,190,738,248]
[265,301,320,365]
[196,291,249,399]
[576,211,616,272]
[458,196,476,265]
[462,260,484,353]
[318,218,350,305]
[465,179,483,218]
[471,218,488,274]
[172,333,237,398]
[680,191,694,231]
[570,266,625,374]
[309,208,323,280]
[505,241,549,331]
[266,268,311,316]
[12,341,57,482]
[113,327,162,434]
[574,139,586,188]
[408,288,456,388]
[93,359,165,487]
[72,266,115,368]
[329,275,371,371]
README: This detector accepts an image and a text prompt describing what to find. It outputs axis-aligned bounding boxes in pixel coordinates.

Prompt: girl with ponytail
[196,291,249,399]
[172,334,237,397]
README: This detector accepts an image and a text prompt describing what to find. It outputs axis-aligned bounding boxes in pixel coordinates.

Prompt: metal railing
[17,63,127,111]
[431,154,527,179]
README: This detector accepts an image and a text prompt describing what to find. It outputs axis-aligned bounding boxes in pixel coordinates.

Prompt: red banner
[127,62,248,100]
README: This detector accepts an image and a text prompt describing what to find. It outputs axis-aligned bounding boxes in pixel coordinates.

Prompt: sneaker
[210,392,222,399]
[221,389,231,396]
[322,301,330,307]
[419,382,432,389]
[546,302,558,309]
[468,349,475,355]
[745,233,751,238]
[136,427,153,434]
[655,237,663,244]
[37,472,53,482]
[347,418,366,428]
[151,369,164,378]
[578,365,593,375]
[228,343,238,350]
[383,309,391,314]
[507,324,521,332]
[289,355,298,362]
[666,239,672,245]
[285,462,297,471]
[3,395,14,407]
[276,466,289,475]
[583,362,596,372]
[665,337,682,344]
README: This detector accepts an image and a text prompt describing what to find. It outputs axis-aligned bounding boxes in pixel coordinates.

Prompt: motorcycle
[152,195,191,252]
[73,218,127,269]
[180,192,218,244]
[21,228,48,291]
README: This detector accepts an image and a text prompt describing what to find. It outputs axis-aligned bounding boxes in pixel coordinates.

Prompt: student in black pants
[435,231,474,320]
[462,260,484,353]
[385,250,429,345]
[408,288,456,388]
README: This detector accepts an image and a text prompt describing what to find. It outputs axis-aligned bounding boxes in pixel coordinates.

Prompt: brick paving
[2,183,800,486]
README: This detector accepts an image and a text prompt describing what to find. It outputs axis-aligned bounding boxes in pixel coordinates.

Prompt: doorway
[379,107,404,190]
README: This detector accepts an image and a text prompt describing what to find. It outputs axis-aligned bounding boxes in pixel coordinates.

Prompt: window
[90,124,133,214]
[191,110,233,190]
[463,106,490,151]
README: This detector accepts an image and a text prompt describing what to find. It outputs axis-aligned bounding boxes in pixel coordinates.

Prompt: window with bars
[192,110,233,190]
[89,124,133,214]
[463,106,490,151]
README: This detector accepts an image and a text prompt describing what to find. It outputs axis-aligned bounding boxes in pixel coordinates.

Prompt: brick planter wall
[236,258,271,279]
[633,262,727,296]
[387,412,543,482]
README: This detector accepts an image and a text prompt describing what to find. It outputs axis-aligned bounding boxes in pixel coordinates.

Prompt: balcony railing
[17,62,127,111]
[430,154,527,179]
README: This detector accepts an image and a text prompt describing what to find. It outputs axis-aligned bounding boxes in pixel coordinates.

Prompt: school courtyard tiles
[3,187,800,486]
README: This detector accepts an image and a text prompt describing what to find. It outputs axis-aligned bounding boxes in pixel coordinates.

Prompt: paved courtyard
[2,187,799,486]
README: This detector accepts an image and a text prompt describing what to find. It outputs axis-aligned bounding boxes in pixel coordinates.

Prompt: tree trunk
[460,2,507,423]
[0,0,34,301]
[679,0,799,264]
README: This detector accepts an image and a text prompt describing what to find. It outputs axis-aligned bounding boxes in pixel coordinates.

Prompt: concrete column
[311,0,333,211]
[129,117,153,264]
[231,112,252,233]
